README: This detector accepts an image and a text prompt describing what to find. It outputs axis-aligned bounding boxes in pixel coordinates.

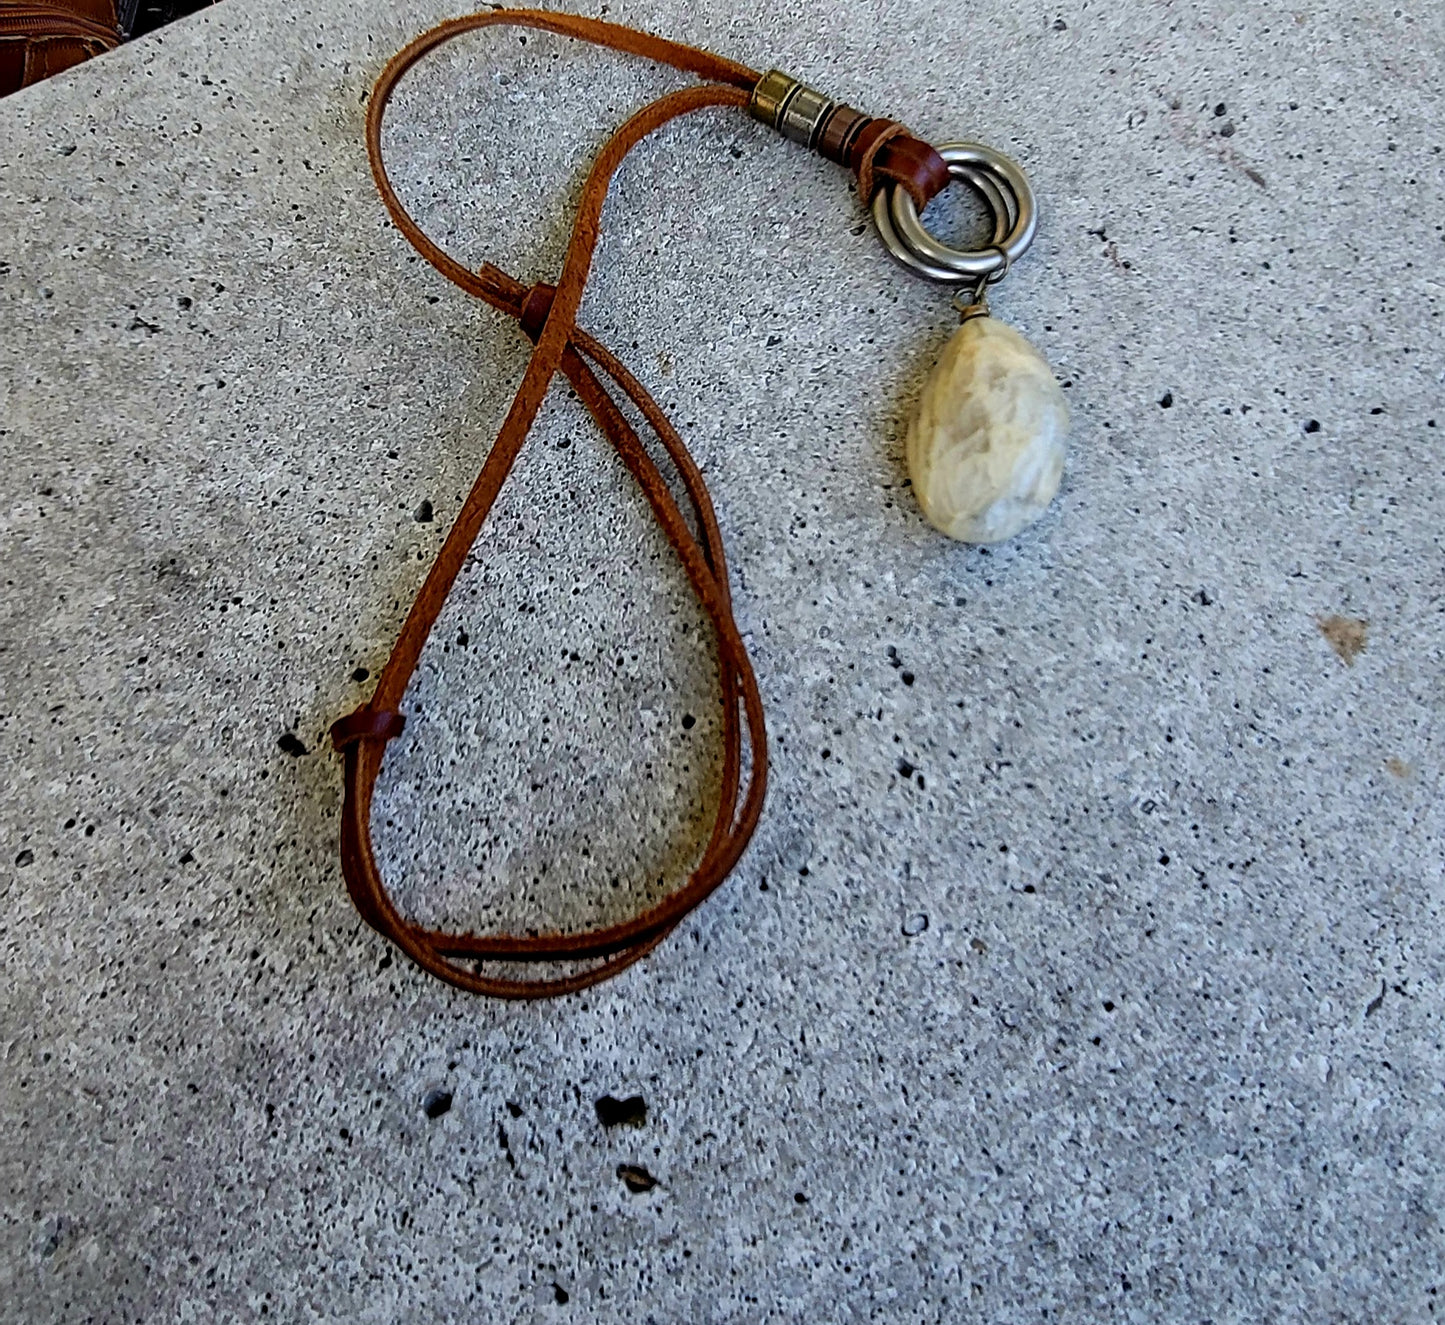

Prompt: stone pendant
[906,315,1069,544]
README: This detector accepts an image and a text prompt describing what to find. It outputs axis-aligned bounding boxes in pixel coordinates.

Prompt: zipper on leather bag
[0,6,120,44]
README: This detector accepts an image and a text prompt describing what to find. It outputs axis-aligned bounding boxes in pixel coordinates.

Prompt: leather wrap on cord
[333,9,950,998]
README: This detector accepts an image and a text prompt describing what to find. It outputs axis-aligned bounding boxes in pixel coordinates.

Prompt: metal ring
[871,141,1036,286]
[957,165,1013,247]
[871,163,1008,285]
[894,143,1036,276]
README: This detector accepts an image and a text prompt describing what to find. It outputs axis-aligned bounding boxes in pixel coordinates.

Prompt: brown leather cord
[334,8,950,998]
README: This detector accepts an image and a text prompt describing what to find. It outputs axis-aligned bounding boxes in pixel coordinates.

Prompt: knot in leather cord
[330,707,406,749]
[519,281,558,343]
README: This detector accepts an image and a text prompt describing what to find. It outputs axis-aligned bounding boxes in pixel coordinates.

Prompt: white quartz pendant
[906,315,1069,544]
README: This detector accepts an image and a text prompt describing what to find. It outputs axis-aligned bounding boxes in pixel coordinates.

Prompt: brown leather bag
[0,0,121,97]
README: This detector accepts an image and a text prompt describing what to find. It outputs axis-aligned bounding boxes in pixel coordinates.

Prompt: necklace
[332,9,1068,998]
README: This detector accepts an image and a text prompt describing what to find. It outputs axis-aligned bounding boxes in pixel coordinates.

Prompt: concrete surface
[2,0,1443,1319]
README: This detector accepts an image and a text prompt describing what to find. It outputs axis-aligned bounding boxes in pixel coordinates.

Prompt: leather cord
[334,8,950,998]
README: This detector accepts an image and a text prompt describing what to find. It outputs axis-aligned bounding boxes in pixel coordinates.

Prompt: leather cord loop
[851,120,909,210]
[846,119,951,208]
[340,8,946,998]
[869,131,952,207]
[347,10,771,999]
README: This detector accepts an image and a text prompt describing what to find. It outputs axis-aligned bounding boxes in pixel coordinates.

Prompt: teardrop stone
[905,316,1069,544]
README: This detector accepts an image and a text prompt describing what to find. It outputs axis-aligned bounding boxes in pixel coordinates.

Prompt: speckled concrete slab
[2,0,1442,1319]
